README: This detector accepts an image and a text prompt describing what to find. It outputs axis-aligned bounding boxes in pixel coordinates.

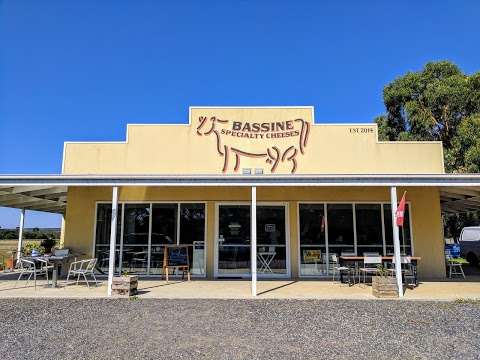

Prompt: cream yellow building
[4,106,480,294]
[59,107,446,281]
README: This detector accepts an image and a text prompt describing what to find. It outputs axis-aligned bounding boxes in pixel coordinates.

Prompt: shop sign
[303,249,321,263]
[196,116,310,173]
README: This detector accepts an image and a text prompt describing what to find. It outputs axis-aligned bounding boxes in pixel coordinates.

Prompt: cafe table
[34,254,73,288]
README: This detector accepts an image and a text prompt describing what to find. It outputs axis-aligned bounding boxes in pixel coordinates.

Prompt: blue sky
[1,0,479,228]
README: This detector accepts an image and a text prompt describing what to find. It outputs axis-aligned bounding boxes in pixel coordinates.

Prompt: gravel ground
[1,299,479,360]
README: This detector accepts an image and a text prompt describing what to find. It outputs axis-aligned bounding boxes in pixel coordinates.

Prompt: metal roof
[0,174,479,214]
[0,185,67,214]
[0,173,479,186]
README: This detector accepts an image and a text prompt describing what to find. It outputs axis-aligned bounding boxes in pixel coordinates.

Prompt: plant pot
[372,276,398,298]
[5,257,14,270]
[111,275,138,297]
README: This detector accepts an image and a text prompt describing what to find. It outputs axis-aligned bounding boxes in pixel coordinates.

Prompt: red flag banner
[396,192,407,227]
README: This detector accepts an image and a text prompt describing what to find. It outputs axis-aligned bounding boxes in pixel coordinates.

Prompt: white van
[459,227,480,266]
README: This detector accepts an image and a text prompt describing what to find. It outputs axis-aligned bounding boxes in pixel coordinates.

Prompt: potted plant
[111,271,138,297]
[372,265,399,298]
[22,241,45,257]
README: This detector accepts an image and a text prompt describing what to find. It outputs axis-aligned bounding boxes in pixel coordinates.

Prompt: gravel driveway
[0,299,479,360]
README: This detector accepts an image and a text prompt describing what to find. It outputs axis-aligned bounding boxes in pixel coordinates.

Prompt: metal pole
[107,186,119,296]
[251,186,257,297]
[390,187,404,298]
[16,209,25,262]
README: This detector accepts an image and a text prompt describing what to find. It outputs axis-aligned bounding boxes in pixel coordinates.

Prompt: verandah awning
[0,174,479,214]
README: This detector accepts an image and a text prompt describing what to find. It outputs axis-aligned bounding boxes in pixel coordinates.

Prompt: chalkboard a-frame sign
[162,245,191,282]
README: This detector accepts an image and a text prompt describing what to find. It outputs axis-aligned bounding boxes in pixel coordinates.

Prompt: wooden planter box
[372,276,398,298]
[112,275,138,297]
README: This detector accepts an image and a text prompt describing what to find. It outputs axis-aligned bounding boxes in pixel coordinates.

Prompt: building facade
[62,107,446,279]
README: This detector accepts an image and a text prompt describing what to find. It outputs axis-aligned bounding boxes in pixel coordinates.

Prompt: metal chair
[388,256,417,285]
[15,258,53,289]
[257,246,276,274]
[331,254,352,284]
[130,251,148,273]
[66,258,98,288]
[446,255,465,279]
[359,256,382,284]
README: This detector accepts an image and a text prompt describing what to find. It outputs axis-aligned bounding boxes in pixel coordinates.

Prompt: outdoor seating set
[331,252,418,287]
[14,248,99,289]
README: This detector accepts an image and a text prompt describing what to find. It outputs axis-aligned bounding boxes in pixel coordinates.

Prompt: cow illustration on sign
[196,116,310,173]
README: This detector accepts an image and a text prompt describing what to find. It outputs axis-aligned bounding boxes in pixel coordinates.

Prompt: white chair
[331,254,351,283]
[66,258,98,288]
[15,258,53,289]
[388,256,416,285]
[257,246,276,274]
[446,255,465,279]
[359,256,382,284]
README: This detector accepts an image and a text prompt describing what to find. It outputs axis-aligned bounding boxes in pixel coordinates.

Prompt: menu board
[164,245,189,268]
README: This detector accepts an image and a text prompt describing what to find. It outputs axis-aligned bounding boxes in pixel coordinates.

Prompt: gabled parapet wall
[62,107,444,175]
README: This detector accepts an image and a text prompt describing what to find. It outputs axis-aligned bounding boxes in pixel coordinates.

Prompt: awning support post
[390,186,404,298]
[107,186,119,297]
[251,186,257,297]
[16,208,25,262]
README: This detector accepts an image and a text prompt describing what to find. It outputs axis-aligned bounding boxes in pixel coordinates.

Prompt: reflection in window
[256,206,287,275]
[95,204,122,273]
[94,202,206,276]
[384,204,412,255]
[180,204,206,275]
[299,204,326,276]
[327,204,355,256]
[355,204,383,255]
[150,204,177,274]
[123,204,150,274]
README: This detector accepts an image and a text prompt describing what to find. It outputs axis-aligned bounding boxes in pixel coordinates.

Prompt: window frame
[93,201,207,277]
[297,201,414,278]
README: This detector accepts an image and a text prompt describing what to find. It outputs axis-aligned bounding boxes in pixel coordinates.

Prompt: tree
[375,61,480,173]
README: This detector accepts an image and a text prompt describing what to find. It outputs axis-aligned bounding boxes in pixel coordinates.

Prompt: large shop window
[327,204,355,256]
[355,204,383,255]
[299,203,413,277]
[95,203,206,276]
[384,204,412,255]
[95,204,122,273]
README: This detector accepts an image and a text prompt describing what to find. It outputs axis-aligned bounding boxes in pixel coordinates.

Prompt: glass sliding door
[123,204,150,274]
[256,205,287,275]
[216,203,288,277]
[217,205,251,276]
[299,204,327,276]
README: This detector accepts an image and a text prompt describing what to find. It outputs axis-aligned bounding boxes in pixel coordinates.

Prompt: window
[95,204,122,273]
[299,204,326,276]
[384,204,412,255]
[123,204,150,274]
[299,202,414,277]
[355,204,383,255]
[327,204,355,256]
[179,204,206,275]
[94,202,206,276]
